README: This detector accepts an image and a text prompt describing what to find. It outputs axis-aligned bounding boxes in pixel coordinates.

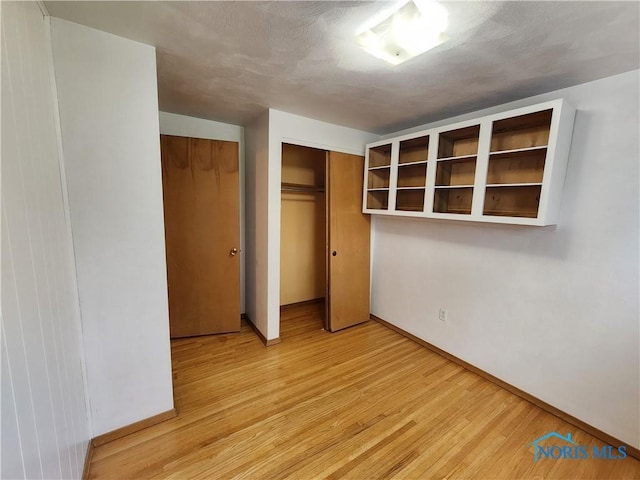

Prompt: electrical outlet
[438,308,448,323]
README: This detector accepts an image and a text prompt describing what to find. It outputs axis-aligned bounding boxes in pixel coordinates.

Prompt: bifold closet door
[160,135,241,338]
[327,151,371,332]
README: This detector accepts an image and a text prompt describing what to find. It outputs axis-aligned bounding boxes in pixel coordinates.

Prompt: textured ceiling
[45,1,639,134]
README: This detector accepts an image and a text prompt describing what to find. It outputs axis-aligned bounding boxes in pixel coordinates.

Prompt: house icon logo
[527,431,627,462]
[528,432,578,462]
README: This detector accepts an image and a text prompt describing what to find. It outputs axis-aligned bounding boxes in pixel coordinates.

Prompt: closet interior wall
[280,144,327,309]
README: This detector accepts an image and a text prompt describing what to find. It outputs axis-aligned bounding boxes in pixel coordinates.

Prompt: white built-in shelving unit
[363,99,576,226]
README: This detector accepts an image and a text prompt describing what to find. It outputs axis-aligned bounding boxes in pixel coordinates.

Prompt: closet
[160,135,241,338]
[280,143,370,333]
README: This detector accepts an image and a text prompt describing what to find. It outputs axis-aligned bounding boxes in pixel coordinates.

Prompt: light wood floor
[88,302,640,479]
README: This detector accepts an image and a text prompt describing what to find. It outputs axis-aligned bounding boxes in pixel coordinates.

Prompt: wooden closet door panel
[161,135,240,338]
[328,151,371,332]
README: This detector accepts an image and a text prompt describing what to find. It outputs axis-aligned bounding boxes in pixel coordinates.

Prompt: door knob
[332,251,337,256]
[230,248,238,256]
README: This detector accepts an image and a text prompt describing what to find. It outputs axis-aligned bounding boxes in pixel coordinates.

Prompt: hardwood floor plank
[87,303,640,479]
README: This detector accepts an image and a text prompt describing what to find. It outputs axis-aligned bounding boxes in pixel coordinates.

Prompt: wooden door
[160,135,241,338]
[327,151,371,332]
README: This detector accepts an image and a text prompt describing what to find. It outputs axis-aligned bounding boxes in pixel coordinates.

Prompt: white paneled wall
[1,2,90,479]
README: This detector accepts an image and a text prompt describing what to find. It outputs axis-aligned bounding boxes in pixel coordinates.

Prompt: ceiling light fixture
[356,0,449,65]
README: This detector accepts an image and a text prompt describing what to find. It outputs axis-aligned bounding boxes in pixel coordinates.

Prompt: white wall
[1,4,90,478]
[265,110,377,340]
[371,70,640,448]
[50,18,174,436]
[244,111,270,336]
[159,112,246,313]
[159,112,243,143]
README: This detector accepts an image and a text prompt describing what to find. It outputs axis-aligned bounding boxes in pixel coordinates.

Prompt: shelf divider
[489,145,548,156]
[281,182,324,194]
[434,184,474,189]
[436,154,477,163]
[471,120,492,217]
[398,159,428,167]
[486,182,543,188]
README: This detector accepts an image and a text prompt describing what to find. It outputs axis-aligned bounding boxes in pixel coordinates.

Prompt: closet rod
[281,182,325,194]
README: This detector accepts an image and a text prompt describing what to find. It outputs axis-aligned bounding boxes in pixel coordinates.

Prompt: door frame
[277,140,372,336]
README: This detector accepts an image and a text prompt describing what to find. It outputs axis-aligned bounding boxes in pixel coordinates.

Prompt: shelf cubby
[368,168,390,189]
[438,125,480,159]
[483,185,542,218]
[399,135,429,164]
[435,157,477,187]
[433,187,473,215]
[487,149,546,185]
[369,144,392,168]
[367,190,389,210]
[490,109,552,152]
[396,189,425,212]
[397,163,427,188]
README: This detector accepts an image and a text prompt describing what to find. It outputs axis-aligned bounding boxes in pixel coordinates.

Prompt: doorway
[280,144,327,333]
[280,143,371,337]
[160,135,241,338]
